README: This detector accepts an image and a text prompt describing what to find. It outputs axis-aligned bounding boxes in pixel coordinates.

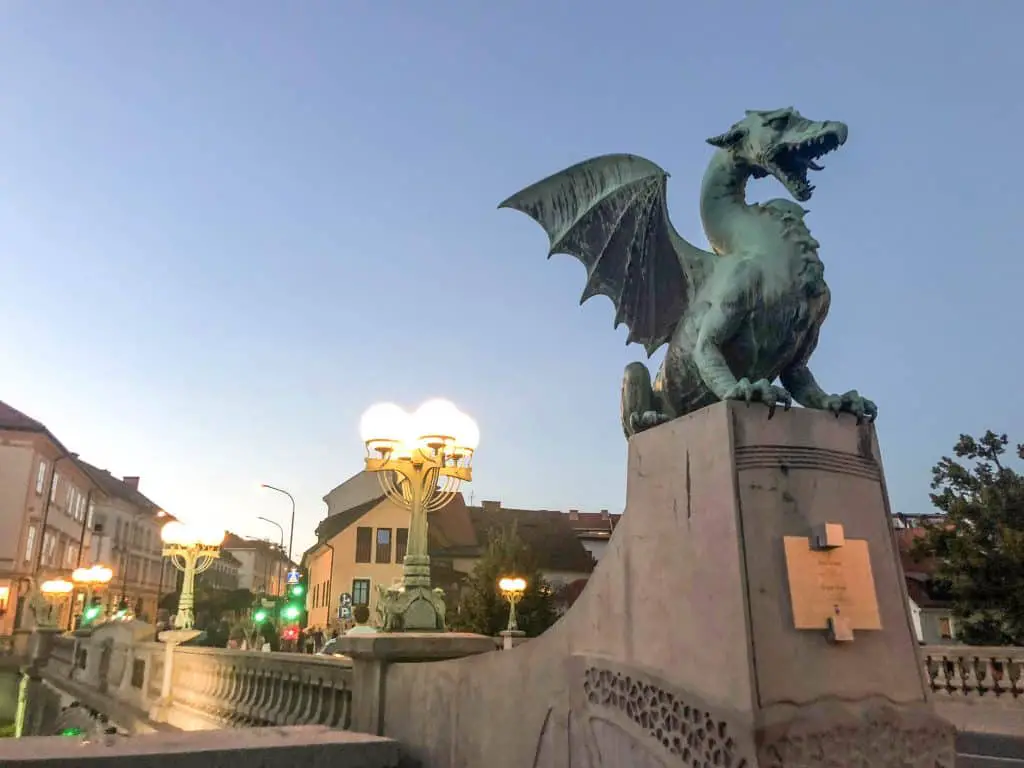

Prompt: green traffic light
[289,584,304,597]
[60,727,84,737]
[282,605,300,621]
[253,609,268,623]
[83,606,101,623]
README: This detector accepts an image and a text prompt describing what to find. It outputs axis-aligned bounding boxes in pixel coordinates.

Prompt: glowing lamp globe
[449,409,480,454]
[40,579,74,595]
[196,527,226,547]
[160,521,189,545]
[360,402,411,453]
[499,577,527,593]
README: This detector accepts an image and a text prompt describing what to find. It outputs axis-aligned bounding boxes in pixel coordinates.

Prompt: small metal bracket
[810,522,845,551]
[827,607,855,644]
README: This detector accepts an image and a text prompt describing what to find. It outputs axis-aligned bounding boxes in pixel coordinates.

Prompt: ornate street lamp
[498,576,527,649]
[71,565,114,627]
[160,522,224,631]
[360,399,479,632]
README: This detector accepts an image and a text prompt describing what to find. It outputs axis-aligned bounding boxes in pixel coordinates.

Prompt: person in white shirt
[345,604,379,635]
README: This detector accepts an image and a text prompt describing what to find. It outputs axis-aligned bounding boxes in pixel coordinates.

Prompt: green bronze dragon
[500,107,877,438]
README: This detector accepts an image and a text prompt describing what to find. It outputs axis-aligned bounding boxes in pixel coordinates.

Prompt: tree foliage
[453,523,558,637]
[912,430,1024,645]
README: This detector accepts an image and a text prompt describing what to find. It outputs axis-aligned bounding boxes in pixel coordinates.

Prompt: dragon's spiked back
[499,154,713,357]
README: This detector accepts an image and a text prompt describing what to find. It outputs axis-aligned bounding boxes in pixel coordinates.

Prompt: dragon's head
[707,107,848,203]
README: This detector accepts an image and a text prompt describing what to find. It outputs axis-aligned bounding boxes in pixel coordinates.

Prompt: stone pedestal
[498,629,525,651]
[335,633,495,736]
[580,402,956,767]
[149,629,200,723]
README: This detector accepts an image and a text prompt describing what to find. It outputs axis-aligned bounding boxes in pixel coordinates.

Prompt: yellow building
[302,472,596,631]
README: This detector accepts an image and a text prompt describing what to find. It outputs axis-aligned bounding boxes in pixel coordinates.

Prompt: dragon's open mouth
[769,129,845,202]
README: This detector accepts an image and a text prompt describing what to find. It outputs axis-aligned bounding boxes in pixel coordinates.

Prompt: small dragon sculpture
[500,107,877,438]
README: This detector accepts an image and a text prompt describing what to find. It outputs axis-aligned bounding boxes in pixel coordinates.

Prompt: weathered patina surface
[500,107,877,437]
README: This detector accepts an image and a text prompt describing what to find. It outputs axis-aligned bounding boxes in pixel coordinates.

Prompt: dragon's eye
[768,116,789,130]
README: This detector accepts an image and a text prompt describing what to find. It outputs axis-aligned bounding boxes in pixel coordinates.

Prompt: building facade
[222,533,292,596]
[80,463,174,623]
[0,402,106,633]
[204,550,242,591]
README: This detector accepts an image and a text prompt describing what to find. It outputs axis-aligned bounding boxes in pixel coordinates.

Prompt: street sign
[340,592,352,607]
[286,569,301,585]
[340,606,352,620]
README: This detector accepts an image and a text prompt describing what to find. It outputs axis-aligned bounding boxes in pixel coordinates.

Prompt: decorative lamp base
[499,629,525,651]
[380,585,448,632]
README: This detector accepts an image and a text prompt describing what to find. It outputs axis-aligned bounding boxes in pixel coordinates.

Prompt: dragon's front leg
[694,298,792,416]
[780,364,877,424]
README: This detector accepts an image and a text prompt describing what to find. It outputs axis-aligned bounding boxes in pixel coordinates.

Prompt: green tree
[912,430,1024,645]
[454,523,558,637]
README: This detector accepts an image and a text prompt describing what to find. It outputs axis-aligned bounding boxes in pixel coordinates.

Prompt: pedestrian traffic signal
[253,609,268,624]
[282,604,300,621]
[289,583,305,598]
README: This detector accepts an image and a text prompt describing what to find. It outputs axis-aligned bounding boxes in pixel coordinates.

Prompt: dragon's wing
[499,154,713,357]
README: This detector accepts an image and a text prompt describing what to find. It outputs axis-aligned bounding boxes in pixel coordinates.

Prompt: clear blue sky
[2,1,1021,556]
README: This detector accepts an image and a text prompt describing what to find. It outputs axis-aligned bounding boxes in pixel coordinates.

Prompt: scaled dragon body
[500,107,877,438]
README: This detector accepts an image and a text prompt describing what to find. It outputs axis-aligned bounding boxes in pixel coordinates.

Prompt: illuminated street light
[160,522,224,631]
[40,579,74,596]
[360,399,478,631]
[498,576,527,634]
[71,565,113,627]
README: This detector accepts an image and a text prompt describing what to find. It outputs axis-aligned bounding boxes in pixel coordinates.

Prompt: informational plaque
[784,535,882,631]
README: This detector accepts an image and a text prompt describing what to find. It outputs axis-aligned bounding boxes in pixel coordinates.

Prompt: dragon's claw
[629,410,670,433]
[823,390,877,425]
[723,378,792,418]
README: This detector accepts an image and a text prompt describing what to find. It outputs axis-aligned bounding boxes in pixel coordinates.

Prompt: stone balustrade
[923,644,1024,700]
[40,630,352,733]
[169,647,353,730]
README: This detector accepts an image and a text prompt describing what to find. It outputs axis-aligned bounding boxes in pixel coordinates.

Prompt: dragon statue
[500,107,877,438]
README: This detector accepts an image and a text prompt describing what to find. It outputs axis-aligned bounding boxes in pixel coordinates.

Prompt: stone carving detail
[756,703,956,768]
[583,666,748,767]
[735,445,880,481]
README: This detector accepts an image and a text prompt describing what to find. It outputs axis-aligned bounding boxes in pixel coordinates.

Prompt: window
[938,616,954,640]
[65,543,78,567]
[352,578,370,606]
[375,528,392,563]
[396,528,409,563]
[50,473,60,502]
[86,502,95,530]
[42,531,57,565]
[24,526,36,563]
[355,527,373,563]
[65,486,73,515]
[313,583,319,608]
[35,461,47,494]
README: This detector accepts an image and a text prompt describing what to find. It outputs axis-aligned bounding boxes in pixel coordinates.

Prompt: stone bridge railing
[45,631,353,732]
[16,632,1024,738]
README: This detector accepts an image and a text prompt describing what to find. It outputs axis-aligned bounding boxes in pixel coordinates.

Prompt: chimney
[569,509,579,520]
[481,500,501,511]
[600,508,609,520]
[123,476,140,490]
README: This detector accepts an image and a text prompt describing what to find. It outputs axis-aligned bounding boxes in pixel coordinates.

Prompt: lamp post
[256,516,286,597]
[498,576,527,650]
[359,399,479,632]
[160,522,224,631]
[259,484,295,564]
[150,522,224,725]
[71,565,114,628]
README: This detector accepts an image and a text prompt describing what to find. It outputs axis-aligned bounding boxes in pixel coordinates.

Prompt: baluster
[986,656,1003,697]
[228,667,251,724]
[1009,655,1023,698]
[963,654,981,696]
[948,652,965,695]
[276,672,299,725]
[308,675,329,724]
[287,672,311,725]
[264,670,284,724]
[219,665,242,723]
[210,663,231,714]
[241,667,262,724]
[252,668,272,725]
